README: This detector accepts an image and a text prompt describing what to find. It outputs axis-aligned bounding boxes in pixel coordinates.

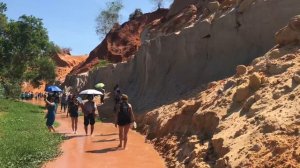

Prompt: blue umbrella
[45,85,62,92]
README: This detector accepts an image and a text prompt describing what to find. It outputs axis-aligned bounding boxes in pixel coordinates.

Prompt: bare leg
[118,126,123,147]
[123,124,130,149]
[47,126,52,132]
[84,126,88,135]
[91,125,94,135]
[52,126,56,132]
[75,117,78,133]
[49,126,55,132]
[71,117,75,132]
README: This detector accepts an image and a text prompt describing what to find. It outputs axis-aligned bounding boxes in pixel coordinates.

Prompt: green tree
[0,2,7,28]
[24,56,56,88]
[95,0,123,38]
[129,8,143,21]
[0,2,8,61]
[0,3,57,98]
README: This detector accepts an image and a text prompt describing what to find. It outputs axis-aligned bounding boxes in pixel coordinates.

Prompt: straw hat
[121,94,128,101]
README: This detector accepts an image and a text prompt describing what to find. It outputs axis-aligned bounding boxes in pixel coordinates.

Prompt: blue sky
[2,0,172,55]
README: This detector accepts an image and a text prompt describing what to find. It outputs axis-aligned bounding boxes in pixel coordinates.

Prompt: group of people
[44,93,81,134]
[21,92,46,100]
[44,85,135,149]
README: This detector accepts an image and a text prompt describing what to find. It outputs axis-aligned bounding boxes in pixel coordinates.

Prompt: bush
[24,57,56,88]
[2,80,22,99]
[0,84,4,98]
[94,59,110,70]
[60,47,72,55]
[129,8,143,20]
[95,0,123,38]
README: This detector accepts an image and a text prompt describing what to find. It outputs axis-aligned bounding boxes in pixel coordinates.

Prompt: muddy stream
[26,99,165,168]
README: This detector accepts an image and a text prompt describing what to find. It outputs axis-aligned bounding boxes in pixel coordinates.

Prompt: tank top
[118,102,131,121]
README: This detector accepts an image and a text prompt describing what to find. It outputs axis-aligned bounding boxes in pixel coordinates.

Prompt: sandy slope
[139,15,300,168]
[55,54,88,83]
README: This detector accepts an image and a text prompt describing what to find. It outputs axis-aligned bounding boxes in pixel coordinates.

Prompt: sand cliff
[64,0,300,111]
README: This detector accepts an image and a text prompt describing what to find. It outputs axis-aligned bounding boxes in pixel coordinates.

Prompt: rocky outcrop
[275,15,300,46]
[52,53,70,67]
[53,53,87,83]
[236,65,247,76]
[148,4,199,36]
[167,0,200,18]
[70,9,168,74]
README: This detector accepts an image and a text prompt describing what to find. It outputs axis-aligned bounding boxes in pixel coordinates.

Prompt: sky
[2,0,172,55]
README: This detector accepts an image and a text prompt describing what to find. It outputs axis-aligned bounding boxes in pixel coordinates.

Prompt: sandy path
[27,100,165,168]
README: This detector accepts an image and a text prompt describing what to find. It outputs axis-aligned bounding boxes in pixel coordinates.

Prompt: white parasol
[79,89,103,95]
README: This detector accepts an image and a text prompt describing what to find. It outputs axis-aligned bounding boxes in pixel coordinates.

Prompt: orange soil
[55,54,88,82]
[70,9,169,74]
[22,54,87,93]
[31,100,166,168]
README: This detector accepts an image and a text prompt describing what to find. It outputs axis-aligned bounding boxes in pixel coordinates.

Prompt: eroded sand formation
[70,9,169,74]
[64,0,300,111]
[140,15,300,167]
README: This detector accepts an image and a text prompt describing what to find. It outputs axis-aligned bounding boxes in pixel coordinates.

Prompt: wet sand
[27,100,165,168]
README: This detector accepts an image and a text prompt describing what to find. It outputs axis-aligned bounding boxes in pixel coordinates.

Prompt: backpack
[120,102,129,113]
[119,102,131,120]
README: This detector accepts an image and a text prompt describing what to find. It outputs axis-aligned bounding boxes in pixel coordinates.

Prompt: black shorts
[70,112,78,118]
[84,114,95,126]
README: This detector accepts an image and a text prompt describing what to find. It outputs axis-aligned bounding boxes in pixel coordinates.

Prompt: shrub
[129,8,143,20]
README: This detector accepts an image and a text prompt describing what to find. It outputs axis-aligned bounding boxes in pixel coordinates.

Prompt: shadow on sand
[86,147,119,154]
[96,133,118,137]
[92,138,117,143]
[62,134,87,140]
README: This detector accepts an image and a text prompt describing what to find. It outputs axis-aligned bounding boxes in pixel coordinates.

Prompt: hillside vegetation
[0,2,58,98]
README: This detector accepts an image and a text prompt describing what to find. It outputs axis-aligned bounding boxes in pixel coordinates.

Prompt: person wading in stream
[115,94,135,149]
[44,96,56,132]
[68,95,79,134]
[82,95,96,136]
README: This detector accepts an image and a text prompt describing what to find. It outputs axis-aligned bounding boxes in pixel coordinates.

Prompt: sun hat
[121,94,128,101]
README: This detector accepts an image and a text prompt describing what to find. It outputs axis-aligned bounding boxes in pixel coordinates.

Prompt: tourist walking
[99,87,105,104]
[114,90,122,112]
[82,95,97,136]
[113,84,120,95]
[68,95,79,134]
[61,93,68,113]
[66,94,73,117]
[45,96,56,132]
[115,94,135,149]
[53,92,60,113]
